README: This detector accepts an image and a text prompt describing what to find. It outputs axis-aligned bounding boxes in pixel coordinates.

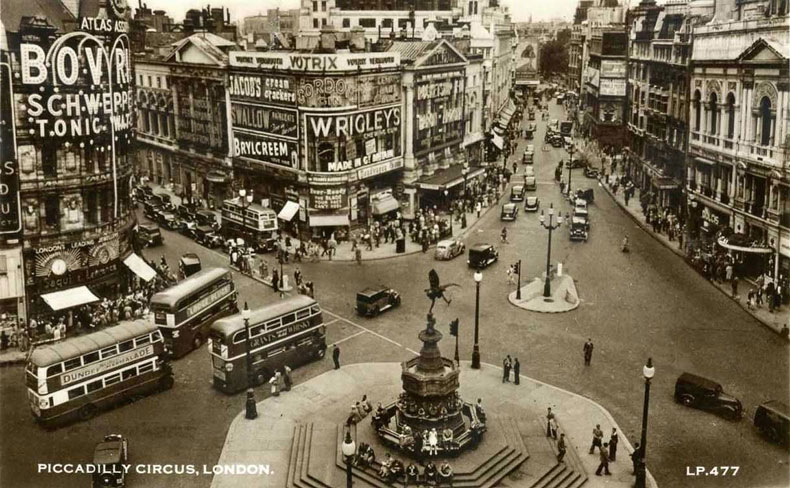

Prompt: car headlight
[225,363,234,372]
[39,398,49,408]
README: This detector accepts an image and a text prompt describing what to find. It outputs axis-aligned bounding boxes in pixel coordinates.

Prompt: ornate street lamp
[238,188,254,246]
[566,143,576,198]
[243,302,257,420]
[341,423,356,488]
[471,270,483,369]
[636,358,655,488]
[539,204,564,297]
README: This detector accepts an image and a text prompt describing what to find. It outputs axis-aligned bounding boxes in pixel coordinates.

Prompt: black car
[193,225,224,248]
[754,400,790,446]
[356,287,401,317]
[143,201,163,220]
[92,434,128,487]
[501,203,518,221]
[156,211,180,230]
[179,253,202,277]
[467,243,498,269]
[195,210,218,228]
[584,166,600,178]
[136,224,163,248]
[674,372,743,420]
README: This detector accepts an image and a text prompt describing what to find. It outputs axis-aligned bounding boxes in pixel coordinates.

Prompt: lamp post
[277,252,284,288]
[461,166,469,229]
[539,204,564,297]
[242,302,257,420]
[636,358,655,488]
[341,423,356,488]
[471,270,482,369]
[566,143,576,198]
[238,188,254,246]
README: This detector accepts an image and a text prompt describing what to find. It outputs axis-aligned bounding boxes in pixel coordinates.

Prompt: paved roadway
[1,100,788,488]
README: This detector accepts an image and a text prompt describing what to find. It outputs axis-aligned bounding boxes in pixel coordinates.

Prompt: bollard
[282,274,290,290]
[557,262,563,277]
[245,389,258,419]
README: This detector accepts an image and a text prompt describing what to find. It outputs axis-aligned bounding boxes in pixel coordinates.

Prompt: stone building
[1,0,137,319]
[686,0,790,280]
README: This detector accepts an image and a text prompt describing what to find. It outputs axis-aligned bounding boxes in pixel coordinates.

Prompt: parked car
[180,219,198,237]
[524,176,537,191]
[584,166,600,179]
[356,287,401,317]
[674,372,744,420]
[156,193,172,204]
[92,434,128,488]
[501,203,519,221]
[193,225,224,248]
[136,223,163,248]
[156,211,180,230]
[510,185,526,202]
[195,210,218,228]
[525,196,540,212]
[179,253,202,277]
[569,216,589,241]
[176,205,196,222]
[435,238,465,260]
[468,243,498,269]
[574,198,588,213]
[525,128,534,139]
[143,200,162,220]
[565,158,585,169]
[754,400,790,446]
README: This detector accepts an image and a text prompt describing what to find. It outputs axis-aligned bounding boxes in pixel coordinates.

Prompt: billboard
[230,52,400,72]
[600,79,627,97]
[231,103,298,139]
[233,131,299,169]
[601,60,626,78]
[228,72,296,106]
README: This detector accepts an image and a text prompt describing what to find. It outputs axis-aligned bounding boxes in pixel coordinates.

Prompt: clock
[51,259,67,276]
[107,0,129,18]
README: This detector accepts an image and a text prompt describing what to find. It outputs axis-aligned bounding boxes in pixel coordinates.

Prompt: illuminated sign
[231,103,298,139]
[308,107,401,138]
[230,52,400,72]
[233,131,299,169]
[60,345,154,386]
[0,63,21,234]
[228,73,296,105]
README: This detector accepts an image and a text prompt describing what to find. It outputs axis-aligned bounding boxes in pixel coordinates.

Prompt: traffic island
[508,275,580,313]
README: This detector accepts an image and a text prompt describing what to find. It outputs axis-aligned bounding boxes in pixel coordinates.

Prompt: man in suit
[332,345,341,369]
[583,338,594,366]
[595,442,611,476]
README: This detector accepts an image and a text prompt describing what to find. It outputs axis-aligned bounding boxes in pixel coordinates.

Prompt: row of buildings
[0,0,519,322]
[568,0,789,282]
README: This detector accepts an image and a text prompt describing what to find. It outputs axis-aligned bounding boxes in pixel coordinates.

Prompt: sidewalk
[599,172,790,336]
[0,348,26,366]
[212,362,656,488]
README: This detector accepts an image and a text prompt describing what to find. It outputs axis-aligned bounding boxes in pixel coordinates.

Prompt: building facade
[686,0,790,280]
[1,1,136,320]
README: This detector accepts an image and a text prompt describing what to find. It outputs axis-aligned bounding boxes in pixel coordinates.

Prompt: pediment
[737,38,787,64]
[415,40,467,68]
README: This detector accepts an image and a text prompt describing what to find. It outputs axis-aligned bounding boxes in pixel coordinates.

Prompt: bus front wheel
[160,375,175,391]
[315,347,326,359]
[79,403,97,421]
[255,370,270,386]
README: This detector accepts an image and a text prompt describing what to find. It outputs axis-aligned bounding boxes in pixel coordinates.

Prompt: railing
[31,212,136,241]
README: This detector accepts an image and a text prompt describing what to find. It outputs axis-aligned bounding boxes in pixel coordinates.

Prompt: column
[716,171,723,200]
[743,88,752,142]
[403,77,417,182]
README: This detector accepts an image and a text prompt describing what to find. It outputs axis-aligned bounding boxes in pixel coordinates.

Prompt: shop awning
[372,194,400,215]
[205,170,230,183]
[417,165,486,191]
[41,286,100,311]
[123,253,157,282]
[491,132,505,149]
[277,200,300,221]
[717,236,773,254]
[310,214,350,227]
[496,99,517,129]
[695,157,716,166]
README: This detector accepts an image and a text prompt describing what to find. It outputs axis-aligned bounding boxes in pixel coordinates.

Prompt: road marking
[333,330,366,345]
[323,310,405,349]
[324,318,340,326]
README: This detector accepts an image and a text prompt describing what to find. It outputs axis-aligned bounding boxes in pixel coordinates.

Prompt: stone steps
[286,422,333,488]
[517,419,587,488]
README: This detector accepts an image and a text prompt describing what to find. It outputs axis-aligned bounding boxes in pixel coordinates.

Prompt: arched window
[693,90,701,131]
[709,92,719,135]
[726,93,735,139]
[760,97,772,146]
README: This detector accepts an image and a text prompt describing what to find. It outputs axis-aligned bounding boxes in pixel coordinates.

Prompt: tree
[556,28,572,45]
[539,40,569,78]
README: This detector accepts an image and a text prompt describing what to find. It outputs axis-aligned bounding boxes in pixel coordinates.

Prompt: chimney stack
[320,23,337,52]
[350,26,366,51]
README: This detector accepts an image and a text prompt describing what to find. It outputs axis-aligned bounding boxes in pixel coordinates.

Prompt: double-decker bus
[151,267,238,358]
[26,320,172,428]
[221,197,278,252]
[208,295,326,394]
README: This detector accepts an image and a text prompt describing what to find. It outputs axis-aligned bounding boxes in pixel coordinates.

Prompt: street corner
[508,275,580,313]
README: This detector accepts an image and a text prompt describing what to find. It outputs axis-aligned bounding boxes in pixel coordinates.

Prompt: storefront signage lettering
[701,207,720,226]
[357,158,404,180]
[60,345,154,386]
[0,63,21,234]
[325,149,395,173]
[228,73,296,105]
[600,60,626,78]
[308,107,400,138]
[416,81,455,100]
[229,52,400,72]
[417,107,463,130]
[247,321,316,349]
[309,186,348,210]
[233,131,298,169]
[600,79,626,97]
[230,103,297,138]
[18,30,133,139]
[79,16,129,34]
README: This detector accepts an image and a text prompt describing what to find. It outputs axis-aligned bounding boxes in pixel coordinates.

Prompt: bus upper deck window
[119,340,133,352]
[64,358,82,371]
[46,363,63,377]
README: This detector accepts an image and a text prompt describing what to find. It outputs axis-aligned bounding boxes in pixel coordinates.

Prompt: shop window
[84,191,98,225]
[44,196,59,230]
[317,142,335,170]
[42,145,57,178]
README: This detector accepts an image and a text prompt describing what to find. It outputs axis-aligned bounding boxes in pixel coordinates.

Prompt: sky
[133,0,579,24]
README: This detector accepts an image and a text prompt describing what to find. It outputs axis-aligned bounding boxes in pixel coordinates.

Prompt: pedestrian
[332,344,341,369]
[631,442,643,475]
[506,265,515,285]
[609,428,618,461]
[502,355,512,382]
[725,263,733,281]
[548,416,558,440]
[294,267,302,287]
[269,371,281,397]
[731,275,739,298]
[513,357,520,385]
[595,442,611,476]
[475,201,481,218]
[556,433,567,463]
[747,289,755,309]
[355,247,362,265]
[283,364,292,391]
[583,338,594,366]
[589,424,603,454]
[546,407,555,437]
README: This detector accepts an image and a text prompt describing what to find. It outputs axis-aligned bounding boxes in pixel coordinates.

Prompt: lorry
[560,121,573,136]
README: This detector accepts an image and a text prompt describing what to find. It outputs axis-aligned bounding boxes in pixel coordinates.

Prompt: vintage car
[180,219,198,237]
[195,210,218,228]
[176,205,196,222]
[524,176,537,191]
[525,128,534,139]
[193,225,224,248]
[136,224,163,248]
[435,238,465,260]
[92,434,128,488]
[550,136,564,148]
[576,188,595,203]
[356,287,401,317]
[574,198,588,213]
[179,253,202,277]
[522,151,534,164]
[754,400,790,446]
[501,203,518,221]
[510,185,526,202]
[143,200,163,220]
[156,193,172,204]
[524,196,540,212]
[524,165,535,177]
[569,216,589,241]
[156,211,180,230]
[674,372,744,420]
[573,207,590,230]
[565,158,586,169]
[584,166,600,179]
[468,243,498,269]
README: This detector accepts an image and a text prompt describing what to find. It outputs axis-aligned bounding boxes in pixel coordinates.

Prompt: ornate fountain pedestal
[374,313,485,457]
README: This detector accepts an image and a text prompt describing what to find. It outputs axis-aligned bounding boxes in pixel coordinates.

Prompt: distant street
[1,100,787,488]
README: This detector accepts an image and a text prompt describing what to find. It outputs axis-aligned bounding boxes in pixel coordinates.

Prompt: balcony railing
[29,211,136,241]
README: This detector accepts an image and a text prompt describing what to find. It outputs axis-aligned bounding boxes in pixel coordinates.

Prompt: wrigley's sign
[230,52,400,72]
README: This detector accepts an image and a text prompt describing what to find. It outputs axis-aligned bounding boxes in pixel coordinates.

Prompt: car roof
[357,287,389,297]
[512,185,524,190]
[572,216,586,223]
[93,439,124,464]
[470,243,492,251]
[526,196,538,201]
[760,400,790,417]
[678,372,722,390]
[139,223,159,231]
[503,203,516,209]
[196,225,215,232]
[437,239,455,246]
